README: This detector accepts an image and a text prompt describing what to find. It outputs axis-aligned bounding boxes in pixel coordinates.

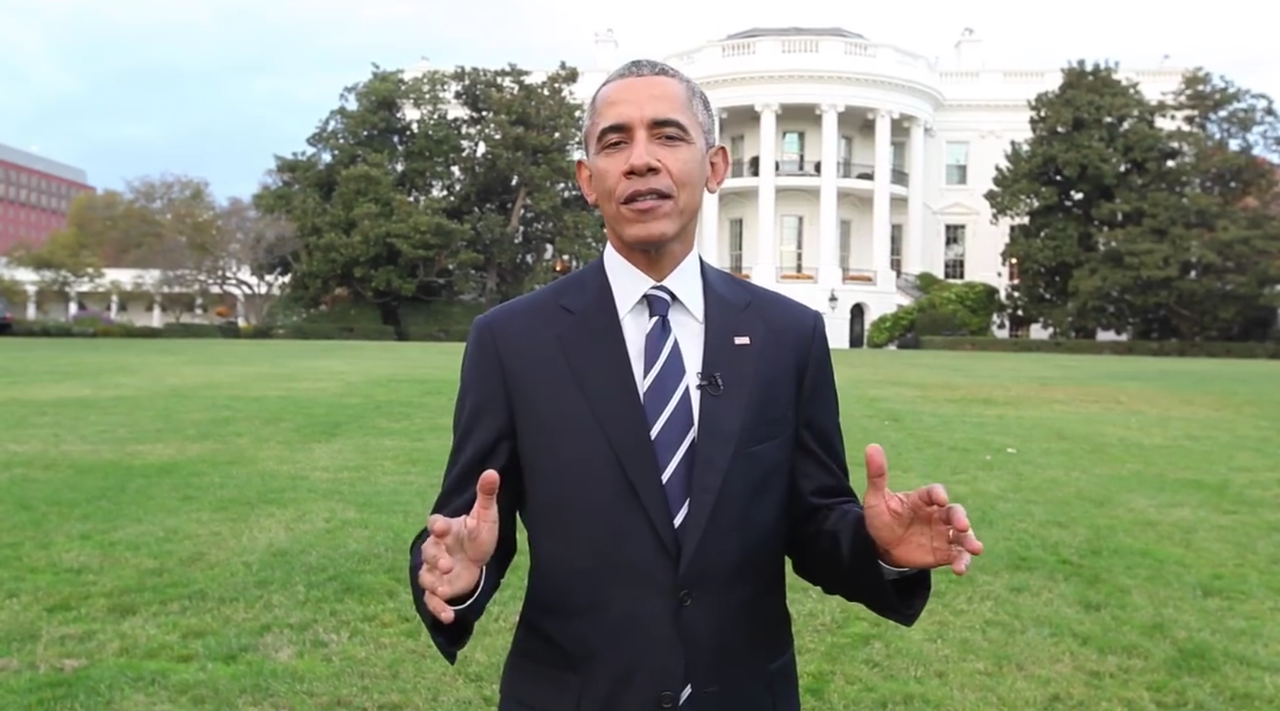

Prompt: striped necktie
[641,285,695,535]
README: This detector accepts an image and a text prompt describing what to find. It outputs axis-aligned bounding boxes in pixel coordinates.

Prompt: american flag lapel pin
[733,335,751,345]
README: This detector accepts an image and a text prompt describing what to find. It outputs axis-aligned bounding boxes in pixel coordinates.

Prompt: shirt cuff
[878,560,915,579]
[446,565,487,610]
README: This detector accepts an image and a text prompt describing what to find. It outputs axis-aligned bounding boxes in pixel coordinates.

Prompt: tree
[5,189,140,301]
[988,61,1280,342]
[6,222,104,316]
[0,275,23,307]
[1148,69,1280,341]
[446,62,604,303]
[204,196,299,324]
[1079,69,1280,341]
[256,65,467,339]
[54,189,148,266]
[121,174,222,321]
[986,60,1176,338]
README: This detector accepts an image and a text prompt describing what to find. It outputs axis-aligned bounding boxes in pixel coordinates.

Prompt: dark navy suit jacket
[409,256,931,711]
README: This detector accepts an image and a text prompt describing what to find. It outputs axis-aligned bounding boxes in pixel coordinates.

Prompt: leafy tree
[445,62,604,303]
[206,196,299,324]
[121,174,222,319]
[52,189,147,266]
[6,222,104,309]
[1113,69,1280,341]
[989,61,1280,342]
[986,60,1176,338]
[0,275,27,308]
[256,65,467,339]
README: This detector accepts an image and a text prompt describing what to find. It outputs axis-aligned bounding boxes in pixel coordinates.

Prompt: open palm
[861,445,983,574]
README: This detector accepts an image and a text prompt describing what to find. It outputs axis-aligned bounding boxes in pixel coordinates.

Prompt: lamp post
[827,288,838,313]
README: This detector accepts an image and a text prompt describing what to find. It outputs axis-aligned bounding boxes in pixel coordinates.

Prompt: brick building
[0,142,95,256]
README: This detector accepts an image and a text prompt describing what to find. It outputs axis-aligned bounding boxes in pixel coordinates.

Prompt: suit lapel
[679,263,759,574]
[557,259,680,558]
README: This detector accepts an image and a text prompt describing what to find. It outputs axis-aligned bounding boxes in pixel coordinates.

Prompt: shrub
[867,273,1004,348]
[919,336,1280,359]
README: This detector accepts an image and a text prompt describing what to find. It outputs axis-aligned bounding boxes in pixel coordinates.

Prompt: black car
[0,295,14,334]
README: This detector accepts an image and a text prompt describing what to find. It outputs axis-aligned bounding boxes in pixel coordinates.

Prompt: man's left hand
[861,443,984,575]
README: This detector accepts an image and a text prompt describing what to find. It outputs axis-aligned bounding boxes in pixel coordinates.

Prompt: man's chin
[612,228,685,253]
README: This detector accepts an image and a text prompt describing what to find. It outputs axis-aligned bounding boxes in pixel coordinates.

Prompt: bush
[0,298,484,343]
[867,273,1004,348]
[162,323,224,338]
[868,306,918,348]
[0,319,399,342]
[919,336,1280,359]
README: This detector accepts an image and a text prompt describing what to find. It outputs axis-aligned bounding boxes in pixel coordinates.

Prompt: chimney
[594,29,618,70]
[953,27,984,70]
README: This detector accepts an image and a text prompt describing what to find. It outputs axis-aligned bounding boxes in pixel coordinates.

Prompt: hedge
[0,320,470,342]
[915,336,1280,359]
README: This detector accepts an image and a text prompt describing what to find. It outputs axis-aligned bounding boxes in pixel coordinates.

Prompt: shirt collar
[603,240,705,324]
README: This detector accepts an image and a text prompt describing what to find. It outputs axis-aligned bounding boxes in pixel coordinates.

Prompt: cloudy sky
[1,0,1273,200]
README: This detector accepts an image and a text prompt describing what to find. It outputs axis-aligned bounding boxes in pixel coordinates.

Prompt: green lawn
[1,339,1276,710]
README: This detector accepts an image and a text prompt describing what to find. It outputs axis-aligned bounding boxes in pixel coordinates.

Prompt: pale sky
[1,0,1274,199]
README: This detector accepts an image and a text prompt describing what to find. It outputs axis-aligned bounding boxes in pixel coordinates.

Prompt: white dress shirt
[602,240,706,426]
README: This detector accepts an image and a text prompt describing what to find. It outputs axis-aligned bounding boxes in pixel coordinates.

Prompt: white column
[25,284,36,321]
[109,292,119,321]
[700,110,722,266]
[872,109,894,282]
[67,290,78,319]
[236,294,247,327]
[755,103,779,284]
[151,296,162,327]
[818,104,843,286]
[907,118,927,276]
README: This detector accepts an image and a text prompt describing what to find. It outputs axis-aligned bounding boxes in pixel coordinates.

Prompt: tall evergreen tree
[986,61,1176,338]
[1111,69,1280,341]
[256,66,468,339]
[445,62,604,304]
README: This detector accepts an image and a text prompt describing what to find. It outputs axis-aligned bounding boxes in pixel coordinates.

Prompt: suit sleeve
[408,312,523,664]
[784,310,931,626]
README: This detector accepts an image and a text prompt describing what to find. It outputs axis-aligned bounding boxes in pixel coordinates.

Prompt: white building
[4,26,1187,342]
[485,27,1184,347]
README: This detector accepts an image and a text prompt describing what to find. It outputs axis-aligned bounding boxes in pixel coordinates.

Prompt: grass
[0,338,1276,710]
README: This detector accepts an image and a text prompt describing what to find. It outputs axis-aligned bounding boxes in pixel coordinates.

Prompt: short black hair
[582,59,716,156]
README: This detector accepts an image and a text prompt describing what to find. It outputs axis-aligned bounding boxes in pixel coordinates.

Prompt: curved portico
[666,27,941,338]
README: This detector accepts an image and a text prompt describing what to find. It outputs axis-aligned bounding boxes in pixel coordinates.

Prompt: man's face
[576,76,728,254]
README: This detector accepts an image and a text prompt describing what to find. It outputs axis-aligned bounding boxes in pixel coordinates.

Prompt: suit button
[658,690,676,708]
[678,590,692,606]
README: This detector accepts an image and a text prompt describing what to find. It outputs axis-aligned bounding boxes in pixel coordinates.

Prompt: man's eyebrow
[593,117,693,146]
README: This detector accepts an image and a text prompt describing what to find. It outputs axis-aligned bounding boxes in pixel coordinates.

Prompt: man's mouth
[622,188,673,205]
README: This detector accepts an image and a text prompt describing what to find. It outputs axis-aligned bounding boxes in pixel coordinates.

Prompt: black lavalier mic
[696,372,724,396]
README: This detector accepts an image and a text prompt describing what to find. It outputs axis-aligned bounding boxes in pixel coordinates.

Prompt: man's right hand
[418,469,501,624]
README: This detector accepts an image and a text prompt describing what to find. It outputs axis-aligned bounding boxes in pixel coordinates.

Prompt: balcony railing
[842,268,877,285]
[777,159,816,176]
[725,156,908,186]
[777,266,817,281]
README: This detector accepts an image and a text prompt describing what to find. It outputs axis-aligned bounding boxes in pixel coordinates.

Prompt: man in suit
[410,59,984,711]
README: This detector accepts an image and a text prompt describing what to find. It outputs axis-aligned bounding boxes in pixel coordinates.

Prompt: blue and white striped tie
[642,285,695,708]
[642,285,695,534]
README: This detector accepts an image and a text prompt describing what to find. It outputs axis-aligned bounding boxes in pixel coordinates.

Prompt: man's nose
[623,138,661,175]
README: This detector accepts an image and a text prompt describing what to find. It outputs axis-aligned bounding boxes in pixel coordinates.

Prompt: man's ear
[575,158,597,206]
[704,144,729,194]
